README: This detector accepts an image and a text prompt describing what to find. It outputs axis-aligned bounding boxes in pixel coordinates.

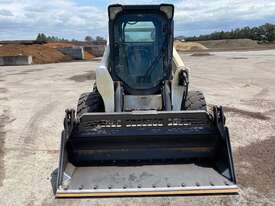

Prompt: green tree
[185,23,275,42]
[85,36,93,42]
[95,36,105,41]
[260,23,275,42]
[36,33,47,41]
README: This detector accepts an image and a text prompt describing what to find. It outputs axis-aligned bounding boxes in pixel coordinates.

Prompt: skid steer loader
[56,4,238,197]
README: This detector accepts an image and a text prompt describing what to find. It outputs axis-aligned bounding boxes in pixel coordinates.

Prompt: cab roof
[108,4,174,21]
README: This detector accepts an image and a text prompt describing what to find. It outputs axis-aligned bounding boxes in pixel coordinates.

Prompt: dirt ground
[0,50,275,205]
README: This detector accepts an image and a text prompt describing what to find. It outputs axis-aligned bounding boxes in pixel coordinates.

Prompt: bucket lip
[56,185,239,197]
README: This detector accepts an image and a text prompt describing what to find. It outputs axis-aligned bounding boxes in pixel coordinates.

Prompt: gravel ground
[0,50,275,206]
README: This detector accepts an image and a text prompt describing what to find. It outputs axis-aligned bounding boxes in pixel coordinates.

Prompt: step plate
[56,164,238,197]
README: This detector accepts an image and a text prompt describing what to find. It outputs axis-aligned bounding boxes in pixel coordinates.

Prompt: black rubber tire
[76,91,105,117]
[183,90,207,111]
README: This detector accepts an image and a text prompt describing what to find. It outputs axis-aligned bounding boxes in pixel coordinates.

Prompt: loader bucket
[56,106,238,197]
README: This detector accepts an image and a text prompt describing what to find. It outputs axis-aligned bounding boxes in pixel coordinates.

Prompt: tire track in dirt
[20,101,58,156]
[68,71,96,82]
[0,88,8,93]
[0,67,54,78]
[0,81,10,187]
[223,106,270,120]
[255,88,269,98]
[0,109,11,187]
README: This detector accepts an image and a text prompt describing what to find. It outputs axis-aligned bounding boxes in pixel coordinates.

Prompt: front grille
[78,111,212,129]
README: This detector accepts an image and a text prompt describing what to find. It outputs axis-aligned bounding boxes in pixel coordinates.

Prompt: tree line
[36,33,70,42]
[185,23,275,43]
[36,33,106,43]
[84,35,105,42]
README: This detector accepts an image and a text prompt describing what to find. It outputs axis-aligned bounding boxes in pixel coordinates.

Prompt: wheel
[76,91,105,117]
[182,90,207,111]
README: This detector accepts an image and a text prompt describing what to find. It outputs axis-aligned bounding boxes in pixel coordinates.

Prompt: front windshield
[113,14,168,90]
[124,21,155,42]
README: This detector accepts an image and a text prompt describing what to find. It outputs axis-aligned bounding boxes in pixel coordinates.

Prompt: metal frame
[171,48,189,111]
[213,106,236,183]
[96,45,115,112]
[108,4,174,94]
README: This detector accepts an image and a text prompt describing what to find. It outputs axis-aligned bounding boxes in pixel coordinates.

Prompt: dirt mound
[198,39,259,50]
[84,51,94,60]
[44,42,74,49]
[46,42,95,61]
[0,44,71,64]
[174,40,208,51]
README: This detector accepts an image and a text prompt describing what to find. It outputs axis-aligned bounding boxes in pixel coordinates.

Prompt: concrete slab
[0,55,32,66]
[84,45,105,57]
[58,47,84,60]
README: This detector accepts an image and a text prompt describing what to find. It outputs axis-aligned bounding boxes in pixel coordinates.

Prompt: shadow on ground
[51,168,58,195]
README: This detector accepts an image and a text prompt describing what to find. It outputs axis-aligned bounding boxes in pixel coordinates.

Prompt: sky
[0,0,275,40]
